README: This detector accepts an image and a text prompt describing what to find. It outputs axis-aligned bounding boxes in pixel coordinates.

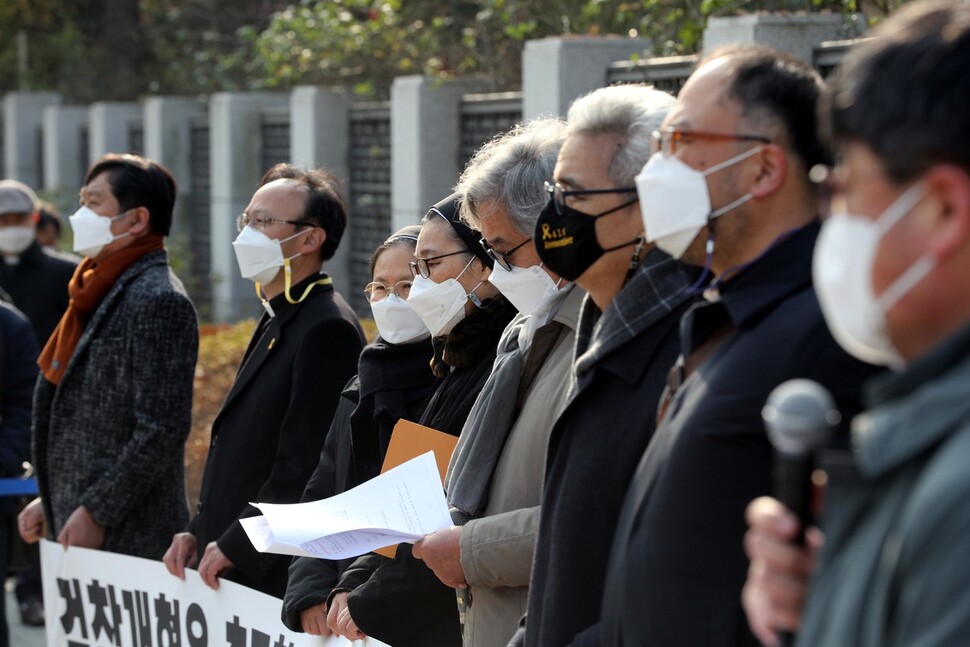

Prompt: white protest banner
[40,539,389,647]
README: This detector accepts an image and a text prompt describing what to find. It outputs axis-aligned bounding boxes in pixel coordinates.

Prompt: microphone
[762,379,841,647]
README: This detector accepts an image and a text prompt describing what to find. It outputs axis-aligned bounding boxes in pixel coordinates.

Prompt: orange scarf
[38,235,165,384]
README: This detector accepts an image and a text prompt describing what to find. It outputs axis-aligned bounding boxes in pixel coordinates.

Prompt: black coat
[599,223,881,646]
[187,274,364,598]
[0,241,77,345]
[281,336,436,631]
[336,297,517,647]
[520,251,695,647]
[0,302,38,492]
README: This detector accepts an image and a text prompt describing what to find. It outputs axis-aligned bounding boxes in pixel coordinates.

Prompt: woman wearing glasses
[282,225,439,635]
[328,194,517,647]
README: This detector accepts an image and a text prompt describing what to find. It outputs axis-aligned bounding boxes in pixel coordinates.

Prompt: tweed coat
[32,249,198,560]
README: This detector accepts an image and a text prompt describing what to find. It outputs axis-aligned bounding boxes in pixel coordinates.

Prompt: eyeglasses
[363,279,413,303]
[236,212,314,233]
[650,128,771,157]
[543,181,637,216]
[409,249,471,279]
[480,237,531,272]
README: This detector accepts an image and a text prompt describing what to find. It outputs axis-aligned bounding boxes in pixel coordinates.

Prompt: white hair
[456,116,566,236]
[566,84,676,187]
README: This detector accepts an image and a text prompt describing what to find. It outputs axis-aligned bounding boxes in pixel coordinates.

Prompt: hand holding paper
[242,452,451,560]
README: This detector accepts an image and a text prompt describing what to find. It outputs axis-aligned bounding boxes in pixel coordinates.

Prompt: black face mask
[534,197,640,282]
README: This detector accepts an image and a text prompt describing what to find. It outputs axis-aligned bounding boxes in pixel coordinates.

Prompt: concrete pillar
[522,37,648,120]
[42,105,89,205]
[290,86,353,299]
[703,13,846,64]
[3,92,61,187]
[390,76,489,232]
[143,97,204,241]
[209,92,288,322]
[88,102,142,161]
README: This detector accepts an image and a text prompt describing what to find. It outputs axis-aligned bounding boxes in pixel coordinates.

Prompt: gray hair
[565,84,676,187]
[456,116,566,236]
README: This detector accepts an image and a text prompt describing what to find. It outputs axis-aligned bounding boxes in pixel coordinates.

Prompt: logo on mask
[540,223,572,249]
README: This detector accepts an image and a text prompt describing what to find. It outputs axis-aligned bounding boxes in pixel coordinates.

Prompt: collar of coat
[853,321,970,478]
[712,220,820,330]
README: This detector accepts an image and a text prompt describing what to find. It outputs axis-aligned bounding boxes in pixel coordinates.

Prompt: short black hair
[84,154,177,236]
[703,45,832,175]
[261,164,348,261]
[825,0,970,184]
[36,200,62,234]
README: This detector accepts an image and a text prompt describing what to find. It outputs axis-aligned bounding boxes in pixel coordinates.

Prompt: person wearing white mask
[408,117,584,647]
[744,3,970,645]
[0,180,77,347]
[0,184,71,631]
[282,225,437,635]
[598,47,881,647]
[510,84,697,647]
[163,164,364,598]
[19,154,198,569]
[328,194,516,647]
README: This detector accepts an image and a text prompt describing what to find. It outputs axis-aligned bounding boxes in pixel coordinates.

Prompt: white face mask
[488,262,560,315]
[232,225,308,285]
[407,256,476,337]
[370,294,430,345]
[70,206,130,258]
[635,146,762,259]
[0,225,35,255]
[813,182,930,367]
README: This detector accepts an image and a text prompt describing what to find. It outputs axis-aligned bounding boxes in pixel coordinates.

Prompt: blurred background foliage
[0,0,901,102]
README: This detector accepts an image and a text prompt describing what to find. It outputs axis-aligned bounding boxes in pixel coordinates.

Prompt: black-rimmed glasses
[480,237,531,271]
[409,249,471,279]
[236,212,314,233]
[543,181,637,216]
[650,128,771,157]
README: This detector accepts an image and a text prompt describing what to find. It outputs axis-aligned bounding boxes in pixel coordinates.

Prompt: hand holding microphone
[763,379,840,543]
[743,380,839,647]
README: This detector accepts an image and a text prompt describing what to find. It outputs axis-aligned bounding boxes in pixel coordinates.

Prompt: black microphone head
[763,379,841,457]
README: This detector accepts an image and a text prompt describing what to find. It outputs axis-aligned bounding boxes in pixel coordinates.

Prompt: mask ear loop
[535,260,569,289]
[623,236,646,285]
[283,256,333,305]
[467,280,486,308]
[455,254,487,308]
[255,283,276,318]
[687,225,716,296]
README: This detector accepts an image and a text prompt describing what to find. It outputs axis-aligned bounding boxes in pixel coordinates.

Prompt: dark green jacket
[798,323,970,646]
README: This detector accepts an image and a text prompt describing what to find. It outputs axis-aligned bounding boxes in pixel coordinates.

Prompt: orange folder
[373,420,458,557]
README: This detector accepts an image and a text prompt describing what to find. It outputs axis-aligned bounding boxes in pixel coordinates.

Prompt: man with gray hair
[411,116,584,647]
[510,84,697,646]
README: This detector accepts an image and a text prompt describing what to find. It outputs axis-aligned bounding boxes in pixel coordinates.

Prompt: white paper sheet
[243,451,452,560]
